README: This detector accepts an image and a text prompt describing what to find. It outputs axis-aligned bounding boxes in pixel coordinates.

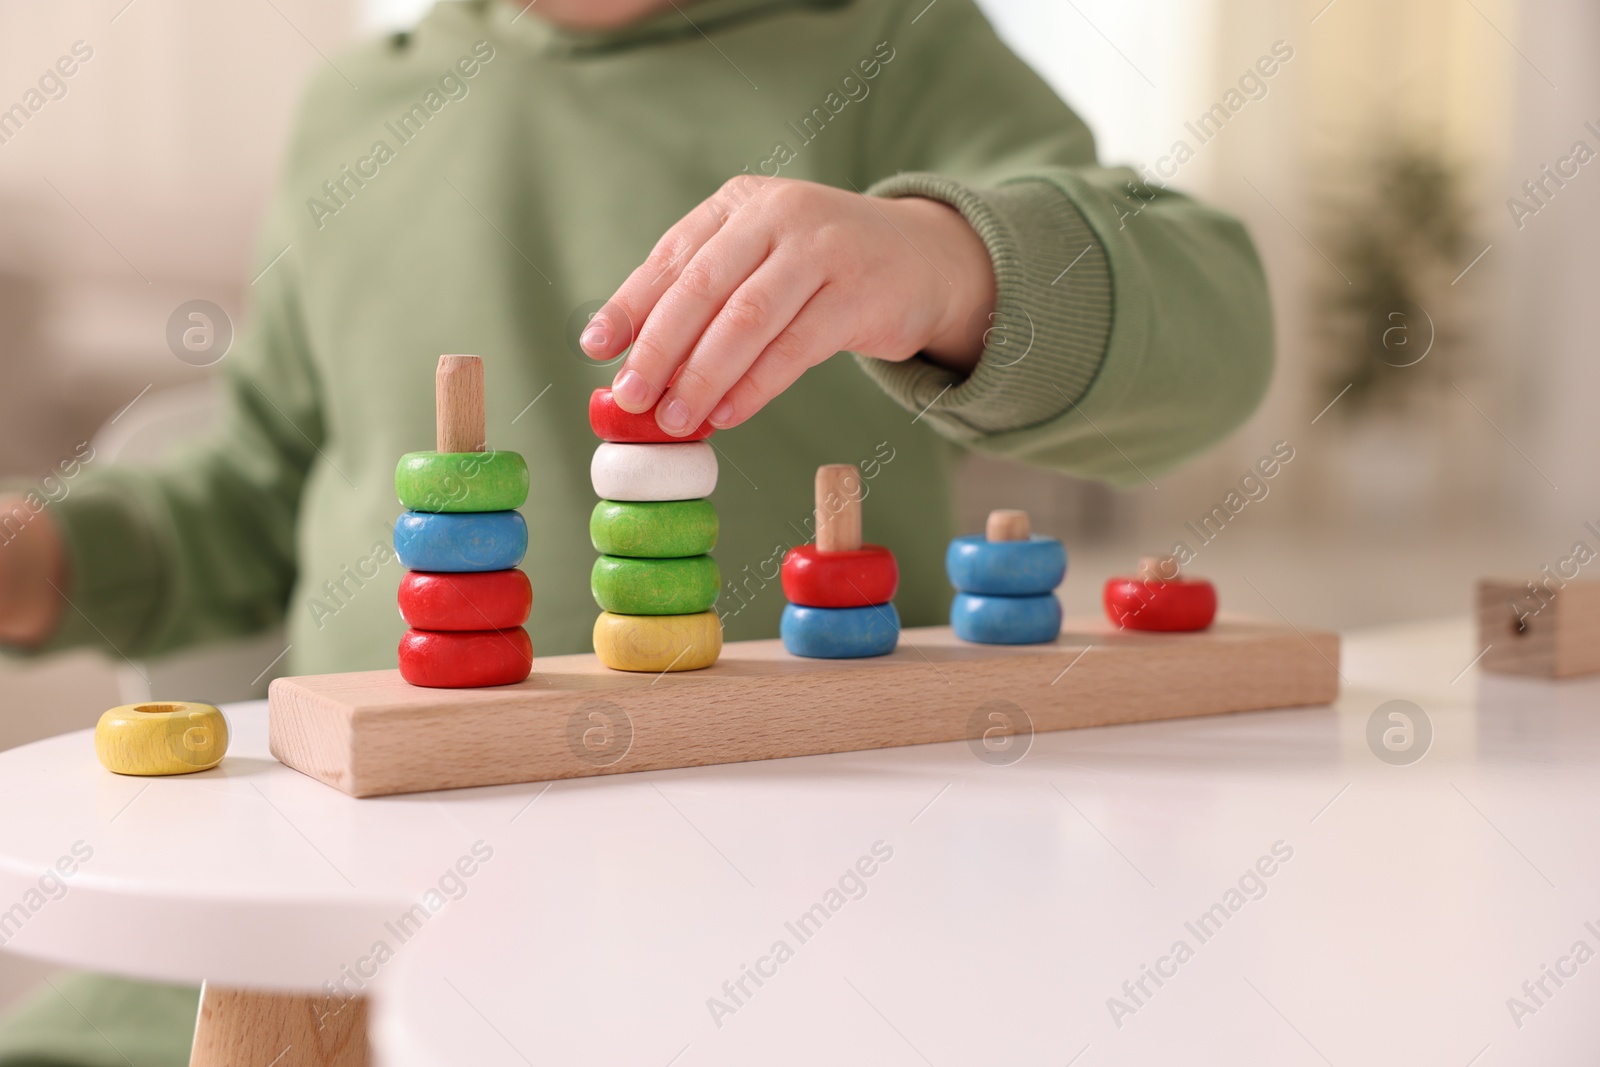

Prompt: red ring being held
[1103,578,1217,632]
[399,569,532,631]
[781,544,899,608]
[398,627,533,688]
[589,388,714,443]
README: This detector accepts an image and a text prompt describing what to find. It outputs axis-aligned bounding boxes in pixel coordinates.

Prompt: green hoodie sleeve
[33,200,319,660]
[0,973,197,1067]
[855,0,1274,487]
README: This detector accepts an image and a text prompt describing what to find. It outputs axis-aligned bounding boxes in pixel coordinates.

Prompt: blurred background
[0,0,1593,935]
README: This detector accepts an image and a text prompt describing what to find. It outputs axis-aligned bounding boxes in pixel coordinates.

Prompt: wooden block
[952,592,1062,645]
[593,609,723,672]
[95,701,228,776]
[814,464,862,553]
[190,983,368,1067]
[780,544,898,608]
[398,570,531,631]
[590,442,717,501]
[393,510,527,572]
[590,499,719,558]
[435,354,485,453]
[398,626,533,688]
[591,554,720,615]
[1477,577,1600,678]
[781,602,901,658]
[268,617,1342,799]
[986,508,1031,542]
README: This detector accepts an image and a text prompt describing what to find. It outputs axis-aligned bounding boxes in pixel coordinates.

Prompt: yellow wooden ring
[593,611,723,672]
[94,701,229,776]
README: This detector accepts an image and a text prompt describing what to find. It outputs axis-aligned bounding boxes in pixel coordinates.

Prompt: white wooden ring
[591,442,718,502]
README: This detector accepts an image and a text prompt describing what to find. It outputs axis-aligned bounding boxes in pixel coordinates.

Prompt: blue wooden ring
[950,592,1062,645]
[393,510,527,572]
[781,602,899,659]
[945,535,1066,596]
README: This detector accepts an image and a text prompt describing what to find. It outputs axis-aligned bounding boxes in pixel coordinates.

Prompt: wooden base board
[268,617,1340,799]
[1477,577,1600,678]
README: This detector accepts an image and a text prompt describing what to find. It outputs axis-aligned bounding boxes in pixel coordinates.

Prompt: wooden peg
[436,354,485,453]
[986,509,1031,542]
[1138,555,1181,582]
[814,464,862,553]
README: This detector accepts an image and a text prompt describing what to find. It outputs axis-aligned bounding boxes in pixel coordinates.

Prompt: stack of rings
[588,388,723,672]
[946,514,1066,645]
[779,544,901,658]
[392,448,534,687]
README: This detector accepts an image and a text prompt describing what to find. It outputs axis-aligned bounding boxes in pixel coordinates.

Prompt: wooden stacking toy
[1476,576,1600,678]
[780,465,900,658]
[589,388,722,672]
[95,701,228,776]
[1103,555,1217,632]
[392,355,534,688]
[946,509,1066,645]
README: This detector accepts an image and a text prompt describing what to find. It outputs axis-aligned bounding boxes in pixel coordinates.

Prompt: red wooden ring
[399,570,532,631]
[589,388,713,443]
[1103,578,1217,632]
[398,627,533,688]
[781,544,898,608]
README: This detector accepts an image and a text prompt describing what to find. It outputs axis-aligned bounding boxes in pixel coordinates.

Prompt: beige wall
[1120,0,1519,520]
[0,0,358,691]
[0,0,356,475]
[1507,0,1600,531]
[0,0,359,713]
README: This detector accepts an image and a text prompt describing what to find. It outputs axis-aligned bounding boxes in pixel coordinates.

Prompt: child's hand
[0,499,65,648]
[580,176,996,434]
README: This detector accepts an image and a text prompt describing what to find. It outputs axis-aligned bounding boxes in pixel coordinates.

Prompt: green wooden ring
[591,555,720,615]
[591,499,718,559]
[395,451,529,513]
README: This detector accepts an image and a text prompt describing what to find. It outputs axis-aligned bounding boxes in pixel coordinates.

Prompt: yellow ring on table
[593,610,723,672]
[94,701,229,776]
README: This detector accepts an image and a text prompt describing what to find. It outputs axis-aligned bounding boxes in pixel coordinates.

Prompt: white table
[3,619,1598,1065]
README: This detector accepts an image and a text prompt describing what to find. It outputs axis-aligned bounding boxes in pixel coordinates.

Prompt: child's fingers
[655,251,822,435]
[707,286,850,429]
[581,195,734,361]
[613,224,773,419]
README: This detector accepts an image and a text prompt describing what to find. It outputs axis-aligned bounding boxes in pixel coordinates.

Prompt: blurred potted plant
[1312,136,1479,522]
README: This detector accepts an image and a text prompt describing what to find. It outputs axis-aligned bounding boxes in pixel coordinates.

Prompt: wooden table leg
[189,982,369,1067]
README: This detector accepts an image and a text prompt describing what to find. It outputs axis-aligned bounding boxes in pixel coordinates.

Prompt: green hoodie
[34,0,1271,676]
